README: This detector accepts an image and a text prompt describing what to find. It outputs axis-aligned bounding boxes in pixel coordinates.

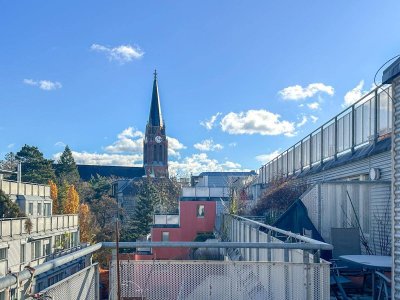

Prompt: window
[20,244,26,263]
[28,203,34,215]
[197,205,205,217]
[161,232,169,241]
[31,241,41,259]
[38,203,42,216]
[0,248,7,261]
[44,203,51,216]
[43,239,51,256]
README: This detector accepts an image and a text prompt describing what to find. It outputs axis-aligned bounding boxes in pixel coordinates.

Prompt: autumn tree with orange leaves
[49,180,59,214]
[79,203,96,243]
[64,185,79,214]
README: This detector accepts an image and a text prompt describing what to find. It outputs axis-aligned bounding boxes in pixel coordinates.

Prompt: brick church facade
[143,70,169,178]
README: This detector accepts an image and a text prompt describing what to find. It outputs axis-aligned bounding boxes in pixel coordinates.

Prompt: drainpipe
[382,57,400,300]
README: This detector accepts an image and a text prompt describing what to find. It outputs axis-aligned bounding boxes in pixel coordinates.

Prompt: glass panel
[355,106,363,145]
[363,100,371,142]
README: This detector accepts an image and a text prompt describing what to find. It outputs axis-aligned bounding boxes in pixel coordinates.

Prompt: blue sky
[0,1,399,176]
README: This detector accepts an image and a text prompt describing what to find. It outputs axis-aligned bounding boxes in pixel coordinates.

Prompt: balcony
[0,179,50,197]
[181,187,230,198]
[259,84,393,184]
[153,214,179,227]
[0,215,78,241]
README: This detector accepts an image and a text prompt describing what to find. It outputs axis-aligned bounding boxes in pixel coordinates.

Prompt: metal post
[351,105,356,153]
[334,117,338,160]
[255,228,260,261]
[374,89,379,144]
[309,134,313,168]
[292,146,296,174]
[300,141,303,172]
[248,224,252,261]
[320,128,324,164]
[17,162,22,183]
[115,219,121,300]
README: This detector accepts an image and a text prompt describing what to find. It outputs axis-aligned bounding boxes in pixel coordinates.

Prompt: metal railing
[223,214,332,263]
[182,186,231,198]
[259,84,393,184]
[110,259,330,300]
[27,263,99,300]
[153,214,179,225]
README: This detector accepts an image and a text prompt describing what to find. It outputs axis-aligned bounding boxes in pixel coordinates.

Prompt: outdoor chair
[330,262,351,300]
[375,271,391,300]
[331,228,362,274]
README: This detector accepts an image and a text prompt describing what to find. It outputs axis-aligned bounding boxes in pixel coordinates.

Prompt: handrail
[259,83,392,183]
[0,234,333,291]
[230,214,332,248]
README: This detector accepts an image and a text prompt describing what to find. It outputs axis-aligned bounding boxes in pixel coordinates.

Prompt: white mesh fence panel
[29,264,98,300]
[110,260,330,300]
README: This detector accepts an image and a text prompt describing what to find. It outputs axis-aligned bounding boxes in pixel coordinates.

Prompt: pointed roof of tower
[148,70,164,127]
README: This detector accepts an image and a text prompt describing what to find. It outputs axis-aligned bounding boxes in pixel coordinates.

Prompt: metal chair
[375,271,391,300]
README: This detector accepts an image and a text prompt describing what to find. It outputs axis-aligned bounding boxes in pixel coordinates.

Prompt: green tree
[0,190,22,218]
[121,179,158,241]
[91,194,123,242]
[57,181,69,214]
[89,175,112,200]
[55,146,80,185]
[154,177,180,214]
[16,145,55,184]
[0,152,18,180]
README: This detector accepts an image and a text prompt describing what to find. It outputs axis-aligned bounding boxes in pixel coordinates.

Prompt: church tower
[143,70,168,177]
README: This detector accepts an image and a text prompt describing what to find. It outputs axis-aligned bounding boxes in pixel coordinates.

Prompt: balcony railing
[0,179,51,197]
[153,214,179,225]
[0,215,78,239]
[259,84,393,184]
[182,186,230,198]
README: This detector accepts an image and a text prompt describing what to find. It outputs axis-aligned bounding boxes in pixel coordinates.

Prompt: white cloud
[169,153,248,176]
[296,116,308,128]
[104,127,185,158]
[228,142,237,147]
[220,109,295,137]
[200,112,222,130]
[307,102,320,110]
[343,80,368,107]
[193,139,223,152]
[54,141,66,147]
[255,150,281,165]
[168,136,186,157]
[53,151,142,167]
[23,79,62,91]
[310,115,319,123]
[7,143,14,149]
[279,83,334,101]
[91,43,144,63]
[105,127,143,153]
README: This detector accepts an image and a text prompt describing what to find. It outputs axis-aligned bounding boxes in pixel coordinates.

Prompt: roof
[198,171,257,177]
[148,70,163,127]
[77,165,145,181]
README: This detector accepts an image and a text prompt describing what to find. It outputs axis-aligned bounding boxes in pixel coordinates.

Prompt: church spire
[148,69,163,127]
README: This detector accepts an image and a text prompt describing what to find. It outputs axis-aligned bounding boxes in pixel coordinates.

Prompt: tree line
[0,145,180,251]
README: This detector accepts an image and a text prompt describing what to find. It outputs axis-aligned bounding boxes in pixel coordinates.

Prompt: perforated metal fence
[110,260,329,300]
[28,263,99,300]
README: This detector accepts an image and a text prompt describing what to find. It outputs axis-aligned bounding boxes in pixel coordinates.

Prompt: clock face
[155,136,162,143]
